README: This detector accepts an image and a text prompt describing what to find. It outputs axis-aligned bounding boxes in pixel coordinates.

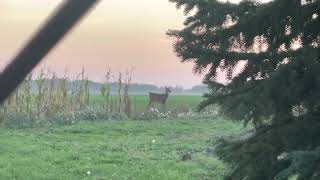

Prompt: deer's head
[165,87,171,94]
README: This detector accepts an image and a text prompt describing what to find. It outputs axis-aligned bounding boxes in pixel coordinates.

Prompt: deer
[148,87,171,109]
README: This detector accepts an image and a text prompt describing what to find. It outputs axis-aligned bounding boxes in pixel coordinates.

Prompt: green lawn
[0,118,246,179]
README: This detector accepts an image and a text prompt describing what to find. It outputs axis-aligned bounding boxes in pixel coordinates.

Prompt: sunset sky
[0,0,270,88]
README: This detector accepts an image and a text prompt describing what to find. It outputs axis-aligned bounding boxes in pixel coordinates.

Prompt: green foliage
[275,148,320,180]
[215,113,320,180]
[0,68,148,128]
[133,107,171,120]
[169,0,320,179]
[2,111,36,129]
[1,68,205,128]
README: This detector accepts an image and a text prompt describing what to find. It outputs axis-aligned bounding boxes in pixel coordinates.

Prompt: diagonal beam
[0,0,100,104]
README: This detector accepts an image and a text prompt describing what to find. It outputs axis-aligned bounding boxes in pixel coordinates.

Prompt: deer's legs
[147,101,152,111]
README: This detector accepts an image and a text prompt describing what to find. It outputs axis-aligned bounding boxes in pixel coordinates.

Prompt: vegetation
[23,80,208,95]
[0,67,207,129]
[0,117,247,179]
[168,0,320,179]
[90,95,203,114]
[0,66,231,180]
[2,0,317,179]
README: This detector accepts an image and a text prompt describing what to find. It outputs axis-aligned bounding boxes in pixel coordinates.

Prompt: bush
[0,107,130,129]
[2,112,36,129]
[133,107,171,120]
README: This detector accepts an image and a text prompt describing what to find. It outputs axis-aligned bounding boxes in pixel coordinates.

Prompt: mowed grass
[90,95,204,112]
[0,118,247,179]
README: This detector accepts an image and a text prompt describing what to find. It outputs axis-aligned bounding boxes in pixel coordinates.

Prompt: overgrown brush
[0,67,212,128]
[123,68,134,117]
[100,68,111,111]
[0,68,136,129]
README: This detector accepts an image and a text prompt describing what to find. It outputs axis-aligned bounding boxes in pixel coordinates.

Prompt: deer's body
[148,87,171,107]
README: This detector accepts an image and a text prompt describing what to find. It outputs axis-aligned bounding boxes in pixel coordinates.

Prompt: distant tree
[168,0,320,179]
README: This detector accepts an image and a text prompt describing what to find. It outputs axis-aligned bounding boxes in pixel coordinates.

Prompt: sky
[0,0,271,88]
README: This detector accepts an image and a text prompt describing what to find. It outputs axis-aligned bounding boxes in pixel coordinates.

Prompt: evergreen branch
[198,81,260,110]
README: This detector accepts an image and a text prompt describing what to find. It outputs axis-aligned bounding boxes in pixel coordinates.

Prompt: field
[0,96,246,180]
[0,117,247,179]
[90,95,204,113]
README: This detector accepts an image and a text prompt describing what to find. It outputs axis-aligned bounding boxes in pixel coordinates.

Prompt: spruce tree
[168,0,320,179]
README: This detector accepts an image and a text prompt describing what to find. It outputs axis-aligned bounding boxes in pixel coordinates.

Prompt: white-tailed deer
[148,87,171,108]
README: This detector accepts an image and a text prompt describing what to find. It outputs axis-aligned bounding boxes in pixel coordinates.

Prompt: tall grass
[0,67,211,129]
[0,68,135,128]
[123,68,134,116]
[100,68,111,111]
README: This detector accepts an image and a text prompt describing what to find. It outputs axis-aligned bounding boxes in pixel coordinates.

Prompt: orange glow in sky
[0,0,203,88]
[0,0,271,88]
